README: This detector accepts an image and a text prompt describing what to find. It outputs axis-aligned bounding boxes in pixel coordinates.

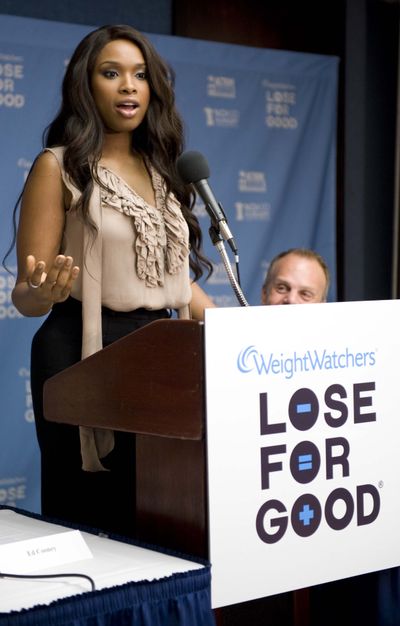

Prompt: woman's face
[91,38,151,133]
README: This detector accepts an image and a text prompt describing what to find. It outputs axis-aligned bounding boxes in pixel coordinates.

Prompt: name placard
[0,530,93,573]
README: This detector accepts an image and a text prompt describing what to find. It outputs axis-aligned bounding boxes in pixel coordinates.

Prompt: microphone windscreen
[176,150,210,184]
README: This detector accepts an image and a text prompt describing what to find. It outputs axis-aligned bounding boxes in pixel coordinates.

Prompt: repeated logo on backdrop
[204,75,239,128]
[263,80,298,129]
[0,267,21,320]
[0,54,24,108]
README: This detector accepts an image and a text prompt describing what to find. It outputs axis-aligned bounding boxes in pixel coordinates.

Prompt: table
[0,506,215,626]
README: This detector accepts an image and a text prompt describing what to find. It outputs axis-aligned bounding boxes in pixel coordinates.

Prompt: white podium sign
[204,300,400,608]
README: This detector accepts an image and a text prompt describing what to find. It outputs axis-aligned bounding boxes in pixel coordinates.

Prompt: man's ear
[261,287,268,305]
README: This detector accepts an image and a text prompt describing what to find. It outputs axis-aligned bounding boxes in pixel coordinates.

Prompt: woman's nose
[120,77,137,93]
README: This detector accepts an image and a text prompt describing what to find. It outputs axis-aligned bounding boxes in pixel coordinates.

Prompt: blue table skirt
[0,506,216,626]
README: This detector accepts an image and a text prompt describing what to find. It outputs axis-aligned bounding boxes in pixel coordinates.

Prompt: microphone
[176,150,238,254]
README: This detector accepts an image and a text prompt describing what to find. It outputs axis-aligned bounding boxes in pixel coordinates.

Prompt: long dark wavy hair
[4,24,212,280]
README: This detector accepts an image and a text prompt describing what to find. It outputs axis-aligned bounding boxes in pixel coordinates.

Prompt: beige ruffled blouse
[46,147,192,471]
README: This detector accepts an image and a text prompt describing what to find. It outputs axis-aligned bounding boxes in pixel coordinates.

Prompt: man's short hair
[262,247,330,301]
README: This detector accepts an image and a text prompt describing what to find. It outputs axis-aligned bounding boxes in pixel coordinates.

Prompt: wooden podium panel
[43,319,204,439]
[136,436,208,557]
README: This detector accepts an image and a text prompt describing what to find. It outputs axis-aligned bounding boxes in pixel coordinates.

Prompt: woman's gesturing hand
[13,253,80,317]
[26,254,80,303]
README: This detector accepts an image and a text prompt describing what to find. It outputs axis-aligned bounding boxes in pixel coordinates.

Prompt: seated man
[261,247,330,305]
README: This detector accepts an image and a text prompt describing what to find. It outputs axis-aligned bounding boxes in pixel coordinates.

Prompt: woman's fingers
[45,256,80,302]
[26,255,45,289]
[25,255,80,300]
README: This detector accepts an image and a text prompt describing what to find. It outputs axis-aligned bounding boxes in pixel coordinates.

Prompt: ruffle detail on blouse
[98,164,189,288]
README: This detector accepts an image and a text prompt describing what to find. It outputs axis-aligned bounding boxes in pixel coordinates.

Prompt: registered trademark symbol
[378,480,384,488]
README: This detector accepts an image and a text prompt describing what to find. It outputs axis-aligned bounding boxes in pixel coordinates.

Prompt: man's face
[262,253,327,305]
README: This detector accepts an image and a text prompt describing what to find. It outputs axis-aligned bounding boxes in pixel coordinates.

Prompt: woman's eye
[103,70,118,79]
[136,71,147,80]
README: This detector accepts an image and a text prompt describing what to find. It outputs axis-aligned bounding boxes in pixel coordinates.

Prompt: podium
[43,319,209,559]
[43,301,400,626]
[43,316,299,626]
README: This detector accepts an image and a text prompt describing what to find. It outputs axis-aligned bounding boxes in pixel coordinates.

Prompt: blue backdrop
[0,14,338,513]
